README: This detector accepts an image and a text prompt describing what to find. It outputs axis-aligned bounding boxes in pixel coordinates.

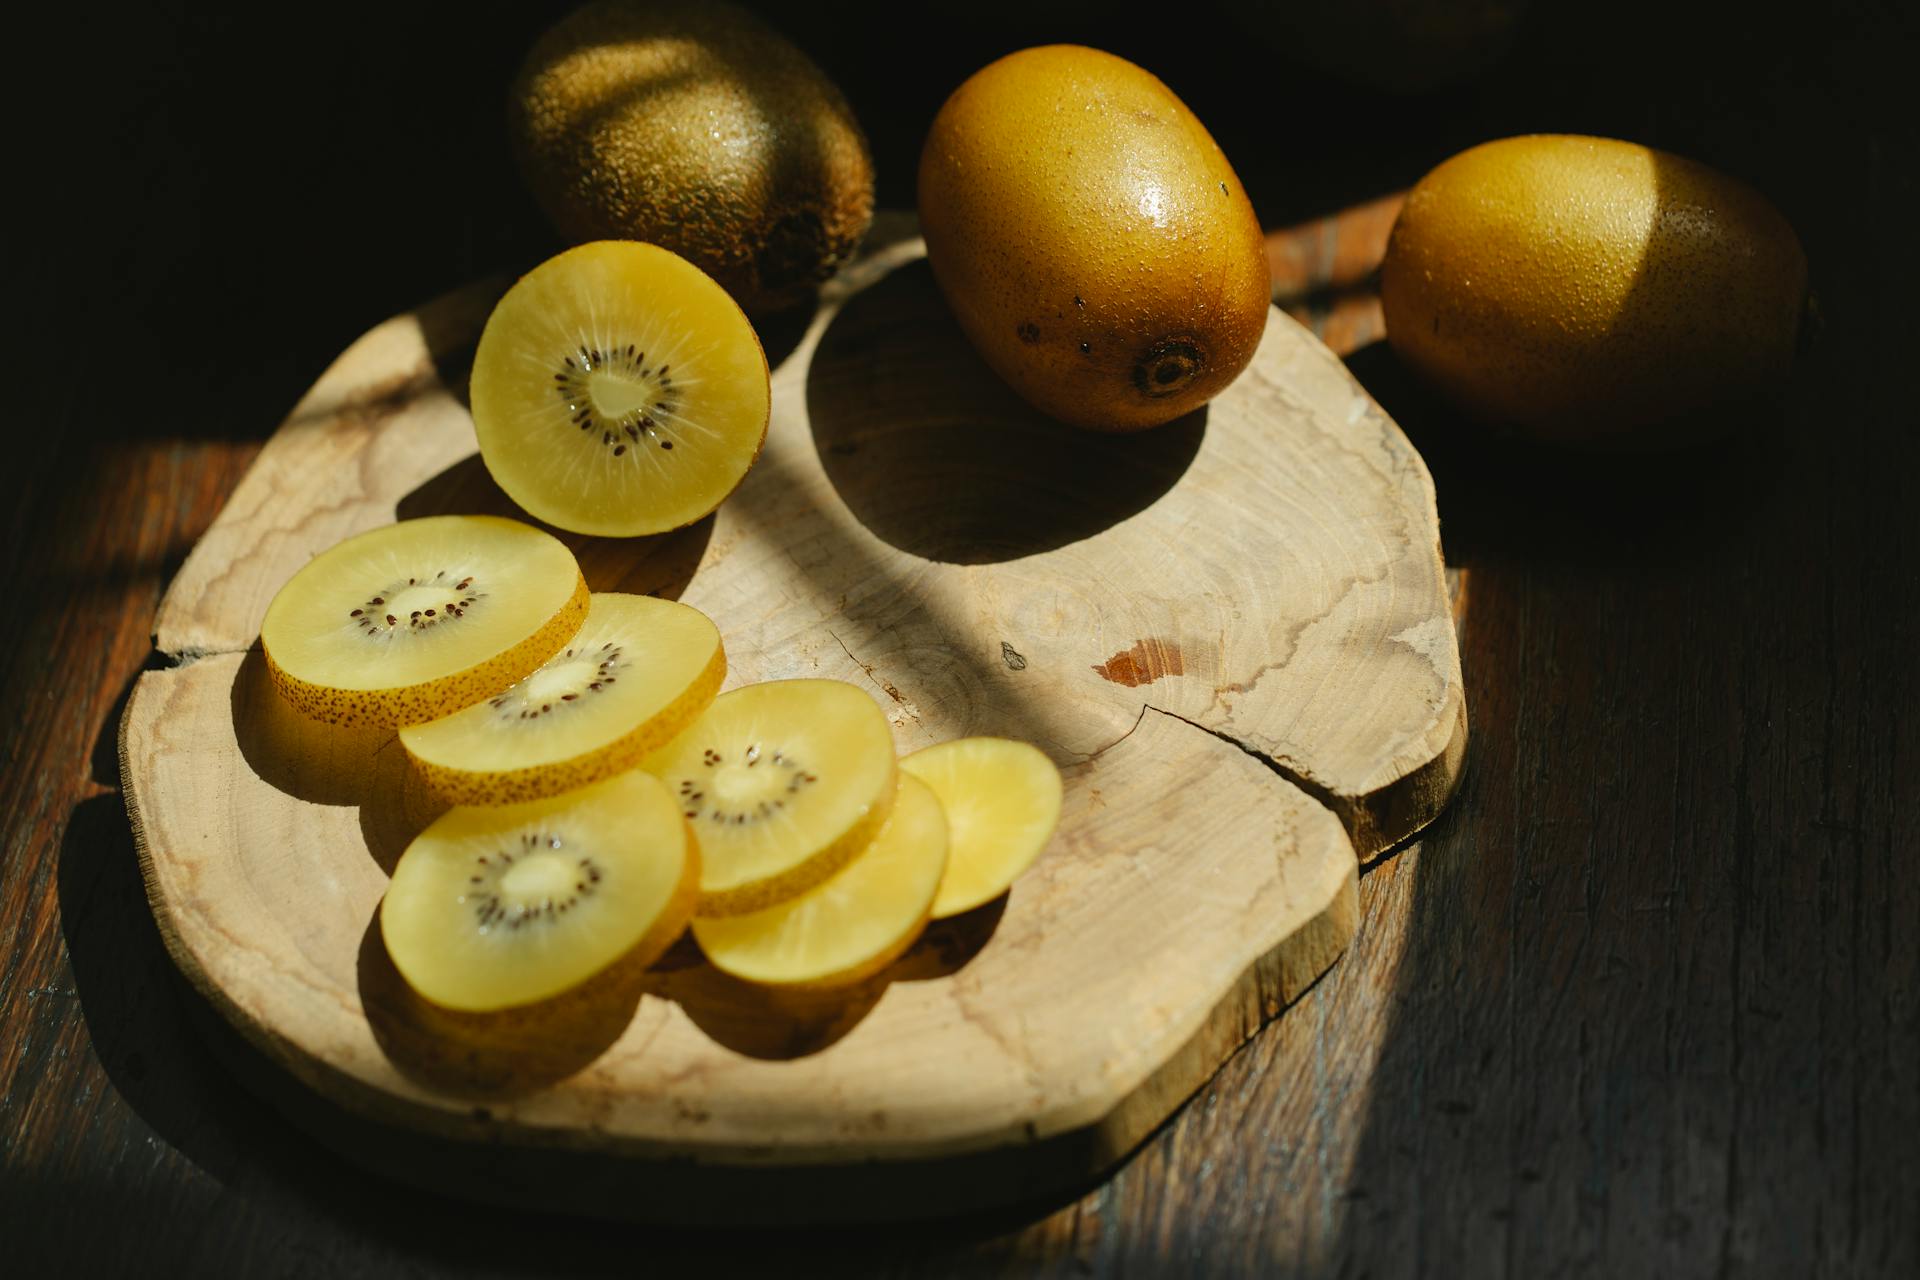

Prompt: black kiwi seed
[489,644,627,720]
[351,569,482,636]
[681,744,817,825]
[466,836,603,930]
[550,343,684,459]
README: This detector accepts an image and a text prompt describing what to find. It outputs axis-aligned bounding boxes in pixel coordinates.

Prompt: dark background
[7,1,1916,1274]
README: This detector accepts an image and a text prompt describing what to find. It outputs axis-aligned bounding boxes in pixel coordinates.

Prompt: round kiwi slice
[900,737,1064,918]
[468,241,770,537]
[692,773,948,988]
[260,515,589,727]
[643,679,898,916]
[398,593,724,805]
[380,770,698,1012]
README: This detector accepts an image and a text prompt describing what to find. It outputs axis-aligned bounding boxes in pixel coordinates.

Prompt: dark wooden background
[7,1,1916,1274]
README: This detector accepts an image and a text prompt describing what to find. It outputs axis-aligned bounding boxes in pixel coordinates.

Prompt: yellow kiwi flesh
[900,737,1063,918]
[1379,134,1808,446]
[918,45,1270,431]
[508,0,874,313]
[399,593,725,806]
[644,679,898,916]
[692,774,948,988]
[380,770,698,1013]
[469,240,770,537]
[260,515,588,727]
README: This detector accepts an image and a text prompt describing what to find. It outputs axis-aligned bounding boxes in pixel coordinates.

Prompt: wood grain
[116,213,1462,1217]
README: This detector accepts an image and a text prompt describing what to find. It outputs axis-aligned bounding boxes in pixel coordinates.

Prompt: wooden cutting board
[119,213,1466,1223]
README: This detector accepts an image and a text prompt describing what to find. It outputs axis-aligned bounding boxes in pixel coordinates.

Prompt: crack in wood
[150,642,248,669]
[1148,704,1348,835]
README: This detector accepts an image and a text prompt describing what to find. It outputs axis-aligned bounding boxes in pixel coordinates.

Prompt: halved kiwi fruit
[380,770,698,1012]
[398,593,724,805]
[469,240,771,536]
[900,737,1063,918]
[260,515,588,727]
[692,772,947,988]
[643,678,897,916]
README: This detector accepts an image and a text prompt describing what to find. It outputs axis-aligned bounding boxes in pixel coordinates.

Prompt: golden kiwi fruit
[918,45,1271,432]
[259,515,589,728]
[380,769,698,1013]
[900,737,1063,918]
[643,679,898,917]
[691,773,949,988]
[467,240,771,537]
[508,0,875,313]
[1380,134,1808,447]
[399,593,725,806]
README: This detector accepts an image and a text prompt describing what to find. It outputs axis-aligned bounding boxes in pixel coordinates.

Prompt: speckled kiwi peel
[1379,133,1808,446]
[377,819,701,1057]
[644,679,903,918]
[917,44,1270,432]
[508,0,875,312]
[693,775,895,918]
[407,640,726,806]
[379,773,703,1014]
[692,774,949,989]
[264,572,589,728]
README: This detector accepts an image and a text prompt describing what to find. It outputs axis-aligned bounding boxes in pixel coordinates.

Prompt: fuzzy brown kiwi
[508,0,875,312]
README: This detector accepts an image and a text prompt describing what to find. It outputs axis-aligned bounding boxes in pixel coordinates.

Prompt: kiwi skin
[364,818,702,1095]
[692,761,900,919]
[917,45,1270,432]
[264,571,590,729]
[509,0,875,313]
[693,786,895,917]
[407,640,727,807]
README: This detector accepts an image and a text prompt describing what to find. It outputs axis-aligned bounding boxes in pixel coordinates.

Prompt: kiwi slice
[469,241,771,537]
[692,773,948,988]
[644,679,898,916]
[260,515,589,727]
[900,737,1063,918]
[398,593,724,805]
[380,770,698,1012]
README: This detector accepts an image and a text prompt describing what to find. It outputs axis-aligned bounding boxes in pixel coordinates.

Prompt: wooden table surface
[9,3,1915,1274]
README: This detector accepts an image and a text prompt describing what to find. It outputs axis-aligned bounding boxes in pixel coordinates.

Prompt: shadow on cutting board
[53,754,1082,1258]
[644,899,1006,1061]
[396,453,716,603]
[356,894,1007,1095]
[806,258,1208,565]
[358,913,649,1099]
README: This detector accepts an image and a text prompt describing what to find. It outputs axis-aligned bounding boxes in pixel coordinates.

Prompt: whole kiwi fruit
[918,46,1271,432]
[508,0,875,313]
[1380,134,1808,447]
